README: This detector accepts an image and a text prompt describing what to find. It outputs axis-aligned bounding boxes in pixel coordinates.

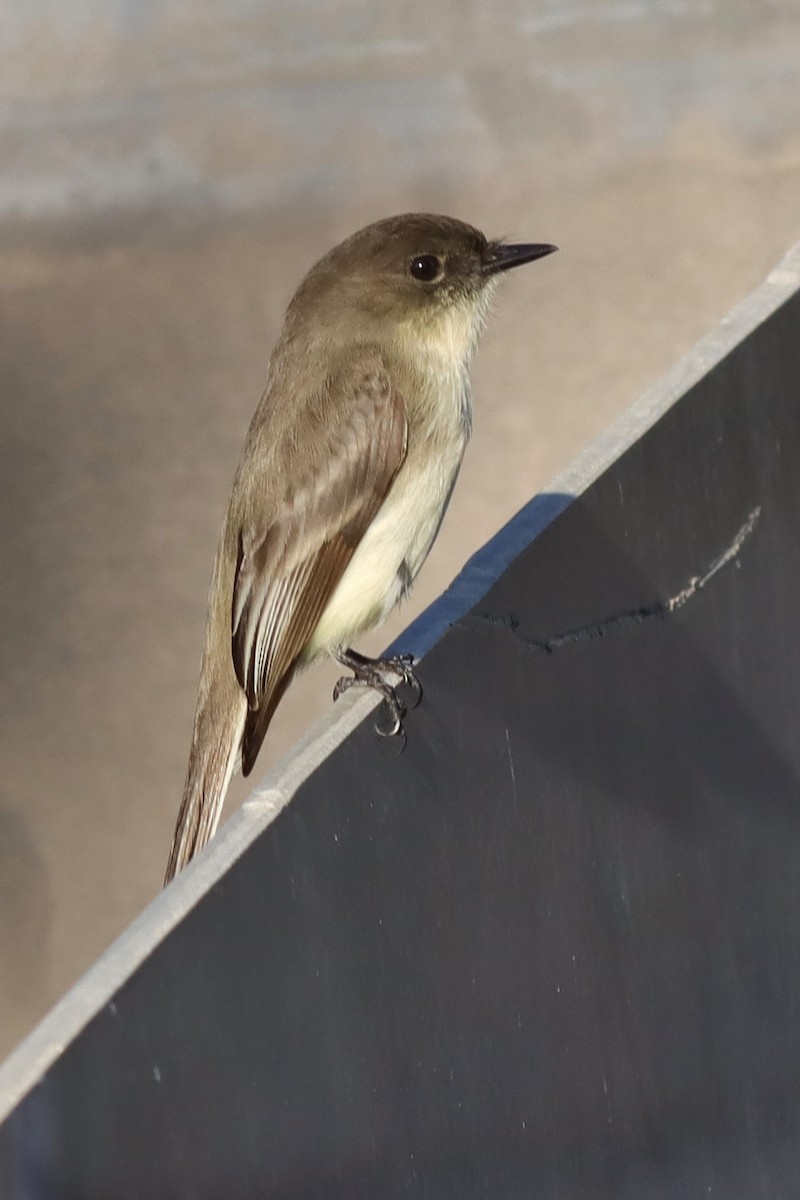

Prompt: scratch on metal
[463,506,761,654]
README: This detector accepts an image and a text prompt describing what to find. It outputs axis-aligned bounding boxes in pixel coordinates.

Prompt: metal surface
[1,246,800,1197]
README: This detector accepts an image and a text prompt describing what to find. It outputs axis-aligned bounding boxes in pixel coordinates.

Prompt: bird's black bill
[483,242,558,275]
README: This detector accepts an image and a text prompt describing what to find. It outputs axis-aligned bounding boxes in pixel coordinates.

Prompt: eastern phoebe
[165,213,556,882]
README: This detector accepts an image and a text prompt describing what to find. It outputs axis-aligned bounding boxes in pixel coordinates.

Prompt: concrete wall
[2,1,799,224]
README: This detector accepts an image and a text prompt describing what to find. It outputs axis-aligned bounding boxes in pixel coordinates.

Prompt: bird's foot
[333,648,422,738]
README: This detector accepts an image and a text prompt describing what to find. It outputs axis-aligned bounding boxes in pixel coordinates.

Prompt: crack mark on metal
[460,506,761,654]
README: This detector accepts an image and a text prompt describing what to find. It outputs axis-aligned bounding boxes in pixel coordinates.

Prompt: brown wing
[231,355,407,774]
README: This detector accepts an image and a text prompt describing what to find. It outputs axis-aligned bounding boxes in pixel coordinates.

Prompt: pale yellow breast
[306,359,471,656]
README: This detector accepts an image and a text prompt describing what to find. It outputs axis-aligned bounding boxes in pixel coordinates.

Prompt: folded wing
[231,354,408,774]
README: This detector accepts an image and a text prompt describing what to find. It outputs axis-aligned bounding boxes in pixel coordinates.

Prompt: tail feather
[164,699,246,885]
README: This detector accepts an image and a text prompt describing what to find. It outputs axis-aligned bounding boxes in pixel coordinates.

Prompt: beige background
[1,0,800,1059]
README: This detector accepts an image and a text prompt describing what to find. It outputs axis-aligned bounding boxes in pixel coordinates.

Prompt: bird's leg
[333,647,422,736]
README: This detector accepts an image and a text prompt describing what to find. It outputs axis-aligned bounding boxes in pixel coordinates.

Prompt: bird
[164,213,556,882]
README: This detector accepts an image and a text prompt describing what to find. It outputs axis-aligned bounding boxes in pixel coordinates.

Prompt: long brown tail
[164,694,246,885]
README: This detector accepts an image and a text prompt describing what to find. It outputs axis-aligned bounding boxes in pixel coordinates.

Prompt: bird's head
[286,213,557,366]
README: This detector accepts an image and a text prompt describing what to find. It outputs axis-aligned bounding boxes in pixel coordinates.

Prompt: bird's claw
[332,649,422,739]
[379,653,423,710]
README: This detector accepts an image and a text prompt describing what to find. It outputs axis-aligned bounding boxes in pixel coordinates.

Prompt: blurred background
[1,0,799,1059]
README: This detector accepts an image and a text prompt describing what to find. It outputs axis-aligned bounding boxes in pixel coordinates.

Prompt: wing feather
[230,354,407,774]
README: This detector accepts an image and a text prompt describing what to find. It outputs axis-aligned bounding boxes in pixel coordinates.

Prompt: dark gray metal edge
[0,241,798,1123]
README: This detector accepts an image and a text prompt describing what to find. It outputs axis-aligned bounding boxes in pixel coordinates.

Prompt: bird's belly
[305,437,466,656]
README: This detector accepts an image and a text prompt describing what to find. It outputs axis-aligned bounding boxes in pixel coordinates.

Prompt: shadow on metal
[2,247,800,1199]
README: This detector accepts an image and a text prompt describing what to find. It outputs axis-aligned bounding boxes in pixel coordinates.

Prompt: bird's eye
[409,254,443,282]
